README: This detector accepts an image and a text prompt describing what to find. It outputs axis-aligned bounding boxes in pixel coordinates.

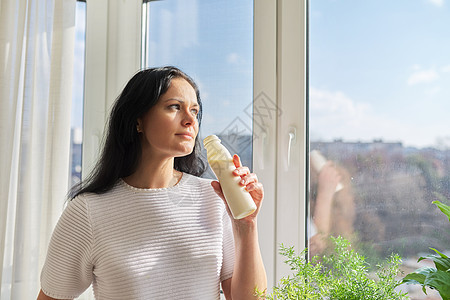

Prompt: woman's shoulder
[68,181,123,207]
[71,190,112,202]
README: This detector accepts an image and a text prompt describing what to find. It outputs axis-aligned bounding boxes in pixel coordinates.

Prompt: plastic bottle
[310,150,343,192]
[203,135,257,219]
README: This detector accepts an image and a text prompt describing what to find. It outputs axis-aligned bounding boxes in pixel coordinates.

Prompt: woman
[38,67,267,299]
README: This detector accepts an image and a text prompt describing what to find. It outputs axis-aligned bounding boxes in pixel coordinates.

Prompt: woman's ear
[136,119,143,133]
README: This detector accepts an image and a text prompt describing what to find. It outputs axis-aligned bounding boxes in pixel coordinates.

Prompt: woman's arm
[213,155,267,299]
[229,217,267,299]
[309,161,341,256]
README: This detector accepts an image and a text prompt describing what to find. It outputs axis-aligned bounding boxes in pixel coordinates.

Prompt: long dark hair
[69,66,206,199]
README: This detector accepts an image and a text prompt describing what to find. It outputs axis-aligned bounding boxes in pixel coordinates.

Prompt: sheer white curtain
[0,0,76,299]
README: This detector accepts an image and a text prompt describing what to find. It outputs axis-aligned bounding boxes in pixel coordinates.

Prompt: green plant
[401,200,450,300]
[256,236,408,300]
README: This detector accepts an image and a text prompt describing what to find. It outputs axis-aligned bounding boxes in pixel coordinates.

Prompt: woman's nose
[182,110,197,126]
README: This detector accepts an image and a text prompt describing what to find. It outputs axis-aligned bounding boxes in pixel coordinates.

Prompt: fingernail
[240,179,245,185]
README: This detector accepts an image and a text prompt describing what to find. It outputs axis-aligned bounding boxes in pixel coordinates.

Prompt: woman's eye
[168,104,180,110]
[191,108,199,115]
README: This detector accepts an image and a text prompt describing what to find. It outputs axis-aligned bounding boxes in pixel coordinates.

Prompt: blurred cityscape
[312,139,450,260]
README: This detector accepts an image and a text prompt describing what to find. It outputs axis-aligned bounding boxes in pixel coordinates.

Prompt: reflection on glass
[142,0,254,177]
[309,2,449,299]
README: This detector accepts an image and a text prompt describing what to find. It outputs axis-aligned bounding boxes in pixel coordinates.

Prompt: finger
[233,166,251,177]
[245,182,262,192]
[233,154,241,168]
[247,182,264,196]
[239,173,258,186]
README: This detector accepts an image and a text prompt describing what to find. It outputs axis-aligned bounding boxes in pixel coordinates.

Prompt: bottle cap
[203,134,220,147]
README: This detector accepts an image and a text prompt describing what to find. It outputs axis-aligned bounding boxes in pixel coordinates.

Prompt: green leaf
[402,267,437,284]
[402,272,426,285]
[424,270,450,299]
[433,200,450,222]
[430,248,449,259]
[418,252,450,272]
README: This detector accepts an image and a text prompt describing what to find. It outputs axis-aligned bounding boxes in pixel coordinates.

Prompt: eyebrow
[164,98,199,107]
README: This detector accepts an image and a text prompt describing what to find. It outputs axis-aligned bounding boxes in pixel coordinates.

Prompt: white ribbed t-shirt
[40,173,235,299]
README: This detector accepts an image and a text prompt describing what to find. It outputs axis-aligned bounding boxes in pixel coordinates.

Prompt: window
[68,1,450,295]
[308,1,449,298]
[72,2,93,299]
[69,0,86,188]
[141,0,254,175]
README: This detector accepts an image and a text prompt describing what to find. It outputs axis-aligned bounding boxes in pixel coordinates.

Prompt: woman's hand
[317,161,341,199]
[211,154,264,224]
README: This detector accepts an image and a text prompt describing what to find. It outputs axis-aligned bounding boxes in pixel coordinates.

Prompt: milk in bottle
[203,135,257,219]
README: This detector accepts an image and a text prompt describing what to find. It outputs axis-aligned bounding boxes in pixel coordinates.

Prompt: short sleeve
[40,196,94,299]
[220,207,235,282]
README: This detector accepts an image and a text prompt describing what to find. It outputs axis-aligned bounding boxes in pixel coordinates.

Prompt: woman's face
[137,77,200,159]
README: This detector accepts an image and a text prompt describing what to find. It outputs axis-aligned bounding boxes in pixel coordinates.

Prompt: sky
[71,2,86,132]
[71,0,450,150]
[309,0,450,149]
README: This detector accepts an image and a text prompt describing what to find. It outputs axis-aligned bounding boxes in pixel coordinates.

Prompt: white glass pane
[142,0,254,177]
[73,4,93,298]
[309,2,449,299]
[69,1,86,188]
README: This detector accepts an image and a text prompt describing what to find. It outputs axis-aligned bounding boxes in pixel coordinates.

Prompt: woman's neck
[123,156,182,189]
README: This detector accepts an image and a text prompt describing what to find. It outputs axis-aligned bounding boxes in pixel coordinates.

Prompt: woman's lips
[176,133,194,139]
